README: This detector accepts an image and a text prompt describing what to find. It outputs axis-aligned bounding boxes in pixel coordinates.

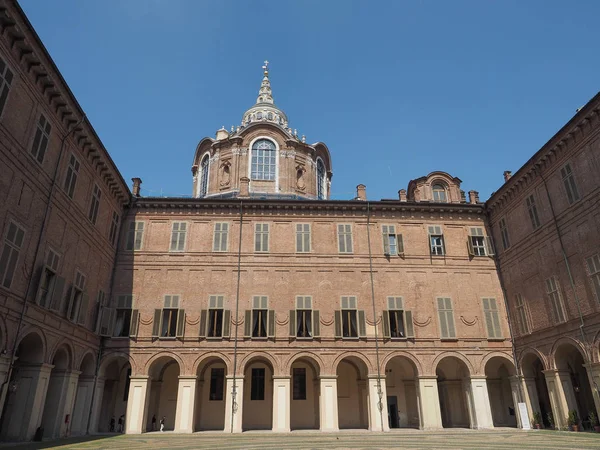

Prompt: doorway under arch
[194,357,227,431]
[484,357,517,427]
[242,357,273,431]
[521,353,551,428]
[436,356,472,428]
[98,356,131,432]
[385,356,420,428]
[290,357,320,430]
[336,356,368,429]
[40,345,74,439]
[146,356,180,432]
[71,353,96,435]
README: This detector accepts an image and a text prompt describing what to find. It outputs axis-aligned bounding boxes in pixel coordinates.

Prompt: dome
[241,61,289,128]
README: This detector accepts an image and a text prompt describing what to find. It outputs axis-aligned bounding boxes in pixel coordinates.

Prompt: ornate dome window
[317,158,326,200]
[432,183,448,202]
[267,112,273,120]
[251,139,276,181]
[199,154,210,198]
[257,112,263,120]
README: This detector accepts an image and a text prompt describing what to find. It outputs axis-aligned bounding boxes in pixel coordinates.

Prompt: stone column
[319,376,338,432]
[125,376,150,434]
[272,376,291,432]
[60,371,81,438]
[224,375,243,433]
[417,376,442,430]
[367,376,388,431]
[522,376,542,422]
[543,369,575,429]
[509,375,526,429]
[0,355,10,417]
[584,363,600,417]
[175,376,197,433]
[557,370,579,419]
[70,376,95,435]
[469,376,494,429]
[1,363,53,441]
[89,377,105,433]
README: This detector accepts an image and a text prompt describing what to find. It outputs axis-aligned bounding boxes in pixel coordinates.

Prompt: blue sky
[19,0,600,200]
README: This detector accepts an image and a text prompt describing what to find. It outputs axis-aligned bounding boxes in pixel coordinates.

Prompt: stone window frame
[35,246,61,309]
[248,136,278,185]
[170,221,188,252]
[153,294,185,340]
[30,112,52,164]
[431,182,448,203]
[525,193,541,230]
[109,211,120,247]
[0,53,14,119]
[499,217,510,250]
[198,152,210,198]
[428,225,445,256]
[514,293,531,335]
[316,157,326,200]
[63,152,80,199]
[467,227,494,257]
[585,254,600,304]
[213,222,229,252]
[437,297,456,339]
[560,162,580,205]
[66,270,88,324]
[381,224,403,256]
[482,297,503,339]
[289,295,320,339]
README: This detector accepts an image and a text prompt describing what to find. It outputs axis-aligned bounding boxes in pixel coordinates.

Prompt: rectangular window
[337,224,353,254]
[170,222,187,251]
[341,296,358,338]
[437,297,456,339]
[209,368,225,401]
[254,223,269,252]
[161,295,180,338]
[30,114,51,163]
[125,222,144,251]
[63,154,80,199]
[88,184,101,225]
[382,225,399,255]
[295,296,313,338]
[93,290,106,333]
[482,298,502,339]
[114,295,133,337]
[586,255,600,304]
[36,248,60,308]
[526,195,541,229]
[545,277,566,323]
[0,221,25,289]
[387,297,405,338]
[428,225,445,256]
[213,223,229,252]
[207,295,224,338]
[515,293,530,335]
[109,211,119,246]
[252,296,268,338]
[468,227,487,256]
[0,56,13,117]
[296,224,310,253]
[251,367,265,400]
[561,163,580,204]
[67,271,86,322]
[499,217,510,250]
[293,367,307,400]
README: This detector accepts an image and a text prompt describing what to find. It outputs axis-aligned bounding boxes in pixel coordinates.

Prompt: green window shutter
[152,309,161,338]
[405,311,414,338]
[446,311,456,338]
[129,309,139,338]
[397,234,404,255]
[65,286,76,320]
[268,309,275,338]
[77,292,89,325]
[382,311,390,338]
[50,276,66,311]
[99,307,114,337]
[382,229,390,254]
[34,265,46,305]
[485,237,495,256]
[289,310,296,338]
[467,237,474,256]
[334,310,342,338]
[176,309,186,338]
[312,310,320,338]
[222,310,231,338]
[244,310,252,338]
[199,309,207,338]
[358,310,366,337]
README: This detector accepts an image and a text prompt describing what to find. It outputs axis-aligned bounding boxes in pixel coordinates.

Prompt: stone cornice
[0,0,130,205]
[485,91,600,214]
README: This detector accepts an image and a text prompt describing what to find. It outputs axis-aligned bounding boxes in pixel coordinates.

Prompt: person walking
[118,414,125,433]
[160,416,165,432]
[109,416,115,432]
[152,414,157,431]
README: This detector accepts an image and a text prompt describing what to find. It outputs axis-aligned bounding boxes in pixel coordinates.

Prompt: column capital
[178,375,198,381]
[319,375,338,380]
[226,375,244,381]
[272,375,291,380]
[542,369,558,375]
[469,375,488,381]
[417,376,438,381]
[583,362,600,370]
[367,374,385,380]
[129,375,150,381]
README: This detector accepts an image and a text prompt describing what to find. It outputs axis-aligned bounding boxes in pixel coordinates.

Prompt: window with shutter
[0,57,14,118]
[207,295,224,338]
[585,255,600,304]
[468,227,487,256]
[108,211,119,246]
[482,298,502,338]
[251,296,268,338]
[515,293,530,335]
[499,217,510,250]
[525,195,541,229]
[382,225,398,255]
[30,114,52,163]
[254,224,269,252]
[126,221,145,250]
[170,222,187,252]
[161,295,181,337]
[88,184,102,225]
[437,297,456,338]
[67,271,87,323]
[296,224,311,253]
[114,295,133,337]
[213,223,229,252]
[295,296,313,338]
[428,226,445,256]
[561,163,580,204]
[340,296,358,338]
[0,221,25,289]
[337,224,353,254]
[545,277,566,323]
[36,248,60,308]
[386,296,407,338]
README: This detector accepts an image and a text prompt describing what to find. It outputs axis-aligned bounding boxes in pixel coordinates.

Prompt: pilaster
[367,376,388,431]
[125,376,150,434]
[175,376,197,433]
[272,376,291,432]
[583,363,600,417]
[469,376,494,429]
[416,376,442,430]
[319,376,338,432]
[224,376,243,433]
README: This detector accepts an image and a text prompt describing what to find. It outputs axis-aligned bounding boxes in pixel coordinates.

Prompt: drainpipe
[230,201,243,432]
[0,115,85,426]
[366,202,385,431]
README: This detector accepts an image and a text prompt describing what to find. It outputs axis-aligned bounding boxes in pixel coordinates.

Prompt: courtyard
[3,430,600,450]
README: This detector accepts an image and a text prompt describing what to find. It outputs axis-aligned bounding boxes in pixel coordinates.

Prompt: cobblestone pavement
[4,430,600,450]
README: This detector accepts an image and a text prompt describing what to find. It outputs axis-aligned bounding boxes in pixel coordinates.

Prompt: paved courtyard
[3,430,600,450]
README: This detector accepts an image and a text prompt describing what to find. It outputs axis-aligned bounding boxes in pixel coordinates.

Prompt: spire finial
[256,60,274,105]
[262,60,269,75]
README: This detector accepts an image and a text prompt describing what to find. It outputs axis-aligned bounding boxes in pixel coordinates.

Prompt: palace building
[0,0,599,441]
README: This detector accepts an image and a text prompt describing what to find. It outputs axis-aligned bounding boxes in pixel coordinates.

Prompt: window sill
[487,338,505,342]
[440,338,458,342]
[158,336,178,340]
[110,336,131,340]
[339,336,360,340]
[295,336,314,340]
[206,336,224,340]
[249,337,269,340]
[390,337,408,341]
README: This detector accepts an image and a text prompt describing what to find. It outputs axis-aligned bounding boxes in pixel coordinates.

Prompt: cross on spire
[262,60,269,75]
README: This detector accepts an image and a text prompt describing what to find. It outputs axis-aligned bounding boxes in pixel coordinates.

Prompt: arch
[436,355,472,428]
[285,351,324,375]
[192,137,214,168]
[248,136,279,189]
[431,182,448,203]
[593,329,600,363]
[50,344,73,371]
[290,354,321,430]
[336,355,369,429]
[146,355,181,432]
[381,351,422,376]
[480,352,515,375]
[239,351,279,375]
[15,329,46,364]
[384,354,421,428]
[79,352,96,377]
[432,352,474,376]
[312,142,333,176]
[197,151,210,198]
[484,356,517,427]
[194,354,228,431]
[242,353,275,430]
[518,347,548,375]
[144,351,186,376]
[192,351,232,376]
[48,340,75,371]
[331,351,373,376]
[99,351,138,377]
[549,336,589,369]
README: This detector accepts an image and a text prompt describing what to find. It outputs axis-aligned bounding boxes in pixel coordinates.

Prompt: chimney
[398,189,407,202]
[468,190,480,204]
[503,171,512,182]
[239,177,250,198]
[216,126,229,141]
[131,177,142,197]
[460,190,466,203]
[356,184,366,201]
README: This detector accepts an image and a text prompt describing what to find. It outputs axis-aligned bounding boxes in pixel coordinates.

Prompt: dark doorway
[387,396,399,429]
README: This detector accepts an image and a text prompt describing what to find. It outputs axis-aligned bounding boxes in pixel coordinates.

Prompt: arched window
[432,183,447,202]
[317,159,326,200]
[251,139,276,181]
[199,155,209,198]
